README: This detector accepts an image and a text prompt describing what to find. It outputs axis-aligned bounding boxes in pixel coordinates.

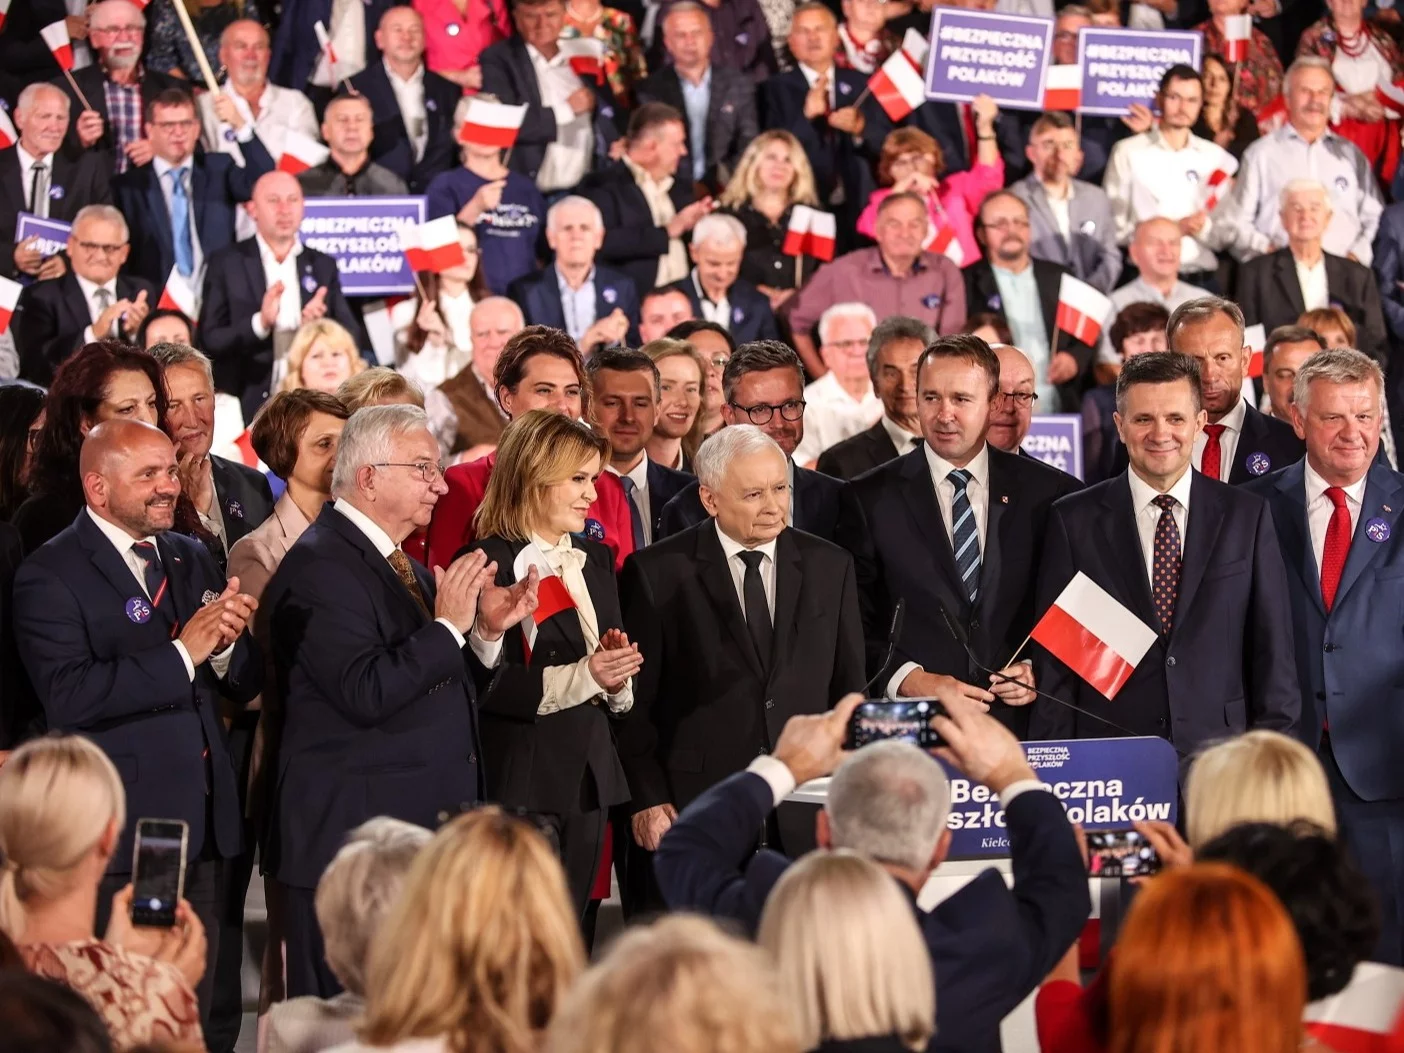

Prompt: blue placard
[1022,413,1084,479]
[925,9,1054,112]
[297,196,427,297]
[15,213,72,259]
[1076,27,1202,116]
[943,736,1179,859]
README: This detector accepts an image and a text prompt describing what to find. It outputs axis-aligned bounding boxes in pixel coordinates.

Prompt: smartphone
[845,699,947,750]
[130,819,188,928]
[1085,829,1162,878]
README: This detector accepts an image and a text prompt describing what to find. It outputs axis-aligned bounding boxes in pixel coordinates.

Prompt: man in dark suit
[13,418,261,1028]
[816,317,932,480]
[269,0,399,97]
[199,170,367,421]
[636,2,759,193]
[667,212,778,345]
[850,335,1080,737]
[655,693,1090,1053]
[110,88,275,291]
[1245,347,1404,964]
[346,6,462,195]
[266,404,537,997]
[12,205,155,385]
[1238,181,1388,359]
[3,83,111,282]
[1031,351,1300,754]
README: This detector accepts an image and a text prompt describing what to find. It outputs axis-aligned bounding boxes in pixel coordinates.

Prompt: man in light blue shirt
[982,193,1058,410]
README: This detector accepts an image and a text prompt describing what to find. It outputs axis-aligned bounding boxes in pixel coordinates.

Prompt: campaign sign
[1077,28,1202,116]
[1022,413,1084,480]
[298,196,426,297]
[943,736,1178,859]
[925,8,1053,111]
[16,214,72,259]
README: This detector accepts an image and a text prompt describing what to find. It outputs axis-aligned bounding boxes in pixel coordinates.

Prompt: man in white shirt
[1096,217,1206,368]
[794,302,880,467]
[674,212,778,344]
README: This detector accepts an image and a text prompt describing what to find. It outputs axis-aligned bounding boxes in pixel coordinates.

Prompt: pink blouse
[856,159,1005,268]
[415,0,510,76]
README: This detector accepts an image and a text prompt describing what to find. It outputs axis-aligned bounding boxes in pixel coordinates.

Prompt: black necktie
[620,475,647,550]
[30,161,48,218]
[738,550,772,671]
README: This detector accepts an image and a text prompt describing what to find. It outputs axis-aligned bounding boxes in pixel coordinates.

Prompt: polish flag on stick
[314,20,337,64]
[1055,273,1114,346]
[513,544,578,658]
[1031,572,1158,700]
[399,216,467,273]
[158,266,197,317]
[870,47,927,122]
[1304,962,1404,1053]
[900,28,928,70]
[0,276,20,336]
[277,131,330,174]
[1244,323,1266,380]
[1223,14,1253,63]
[0,107,14,150]
[1202,164,1236,211]
[929,224,965,266]
[0,0,11,32]
[44,19,94,108]
[807,210,836,262]
[560,37,606,84]
[1043,64,1083,111]
[782,204,815,256]
[458,98,528,149]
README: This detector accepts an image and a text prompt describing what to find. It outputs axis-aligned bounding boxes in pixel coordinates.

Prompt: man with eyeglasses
[793,302,881,468]
[986,342,1040,455]
[13,205,154,386]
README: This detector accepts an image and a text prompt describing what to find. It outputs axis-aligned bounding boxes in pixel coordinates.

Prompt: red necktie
[1320,486,1351,611]
[1201,424,1226,481]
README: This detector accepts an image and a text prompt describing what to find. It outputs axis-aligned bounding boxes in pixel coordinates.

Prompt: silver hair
[1285,55,1334,93]
[1279,179,1330,209]
[825,741,952,873]
[818,302,878,347]
[148,342,214,388]
[16,82,70,117]
[694,424,785,493]
[469,295,524,326]
[866,316,935,387]
[1293,346,1384,411]
[691,212,747,250]
[1166,295,1245,351]
[663,0,710,26]
[73,204,129,244]
[546,195,604,233]
[89,0,147,28]
[330,404,430,498]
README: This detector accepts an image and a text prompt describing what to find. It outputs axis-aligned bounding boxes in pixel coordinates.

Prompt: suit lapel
[1101,475,1158,625]
[144,168,174,264]
[1024,185,1065,262]
[1273,460,1325,617]
[297,252,318,305]
[1172,473,1226,635]
[157,532,196,630]
[1228,404,1266,485]
[696,524,766,680]
[975,448,1012,623]
[897,449,967,607]
[76,512,155,611]
[1334,463,1404,610]
[1274,252,1307,325]
[190,161,210,246]
[1034,261,1061,340]
[539,266,568,329]
[321,507,430,624]
[242,239,266,298]
[59,271,90,336]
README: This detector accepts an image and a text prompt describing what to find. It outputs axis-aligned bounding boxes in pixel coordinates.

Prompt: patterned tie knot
[948,468,973,492]
[1325,486,1348,510]
[738,550,766,571]
[1204,424,1226,439]
[1152,494,1177,512]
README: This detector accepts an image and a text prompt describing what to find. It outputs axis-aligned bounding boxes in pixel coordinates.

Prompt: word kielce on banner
[277,131,332,175]
[512,546,574,663]
[1032,572,1158,700]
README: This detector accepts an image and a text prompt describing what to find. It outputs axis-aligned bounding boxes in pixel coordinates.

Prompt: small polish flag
[41,20,74,72]
[1202,165,1235,211]
[1055,273,1113,346]
[457,98,528,148]
[929,224,965,266]
[1378,79,1404,118]
[233,429,259,468]
[276,130,330,174]
[1043,64,1082,112]
[807,210,836,262]
[314,20,337,64]
[0,0,11,32]
[560,37,605,84]
[1032,572,1158,700]
[1223,14,1253,63]
[1304,962,1404,1053]
[513,544,576,655]
[0,107,14,150]
[870,47,927,122]
[782,204,814,256]
[0,276,20,336]
[1244,323,1266,379]
[158,266,197,317]
[900,28,928,70]
[399,216,467,273]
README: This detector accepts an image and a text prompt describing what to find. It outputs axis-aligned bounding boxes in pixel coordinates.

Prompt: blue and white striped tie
[948,469,981,604]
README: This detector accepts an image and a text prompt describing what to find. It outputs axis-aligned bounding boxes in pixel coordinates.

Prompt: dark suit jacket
[12,270,156,386]
[55,66,183,163]
[269,0,399,90]
[211,455,276,549]
[0,521,39,749]
[1373,200,1404,348]
[654,769,1091,1053]
[815,418,907,480]
[198,237,367,421]
[508,263,641,347]
[617,523,866,811]
[0,145,111,279]
[668,274,778,345]
[110,139,276,288]
[265,504,483,889]
[579,160,697,299]
[965,259,1097,411]
[645,458,694,540]
[1030,470,1300,755]
[635,64,759,191]
[347,62,462,195]
[13,511,261,870]
[478,37,622,186]
[850,444,1082,737]
[1246,460,1404,801]
[1238,248,1388,360]
[466,535,630,815]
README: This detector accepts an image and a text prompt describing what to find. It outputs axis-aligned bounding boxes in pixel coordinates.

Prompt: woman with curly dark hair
[0,386,45,524]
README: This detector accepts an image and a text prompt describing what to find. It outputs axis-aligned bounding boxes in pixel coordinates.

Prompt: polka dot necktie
[1151,494,1181,636]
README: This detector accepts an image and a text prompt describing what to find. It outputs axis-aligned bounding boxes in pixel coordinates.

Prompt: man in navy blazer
[13,419,261,1022]
[1031,352,1300,756]
[654,692,1090,1053]
[666,212,778,345]
[1245,347,1404,965]
[269,0,399,95]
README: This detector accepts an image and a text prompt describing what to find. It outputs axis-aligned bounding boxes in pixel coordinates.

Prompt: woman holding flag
[466,409,642,924]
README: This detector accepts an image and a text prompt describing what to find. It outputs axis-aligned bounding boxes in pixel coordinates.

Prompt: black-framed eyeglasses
[75,240,126,255]
[729,399,806,425]
[371,461,445,483]
[997,391,1039,408]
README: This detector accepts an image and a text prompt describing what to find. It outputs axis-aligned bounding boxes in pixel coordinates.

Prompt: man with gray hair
[267,404,539,998]
[654,689,1089,1053]
[668,211,778,344]
[617,423,865,913]
[794,302,880,467]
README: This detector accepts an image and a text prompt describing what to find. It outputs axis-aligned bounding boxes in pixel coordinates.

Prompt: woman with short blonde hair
[642,338,707,472]
[1185,730,1336,849]
[281,320,367,394]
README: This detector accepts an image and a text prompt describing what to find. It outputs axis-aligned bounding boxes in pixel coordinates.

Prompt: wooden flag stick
[1005,631,1034,667]
[795,254,802,289]
[1074,109,1083,143]
[168,0,220,94]
[60,67,93,111]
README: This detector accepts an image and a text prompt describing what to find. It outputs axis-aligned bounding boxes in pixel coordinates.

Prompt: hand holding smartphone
[845,699,949,750]
[130,818,188,928]
[1085,829,1163,878]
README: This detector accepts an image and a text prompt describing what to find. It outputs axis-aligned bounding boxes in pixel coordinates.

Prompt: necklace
[1335,20,1371,58]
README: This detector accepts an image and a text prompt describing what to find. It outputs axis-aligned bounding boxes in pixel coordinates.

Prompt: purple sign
[15,213,71,260]
[924,9,1053,112]
[1022,414,1084,480]
[1077,27,1202,116]
[298,196,426,297]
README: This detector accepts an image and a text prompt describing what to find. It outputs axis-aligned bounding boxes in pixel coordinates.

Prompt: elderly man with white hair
[669,212,778,345]
[1237,179,1389,361]
[437,297,520,459]
[793,303,882,467]
[509,195,639,352]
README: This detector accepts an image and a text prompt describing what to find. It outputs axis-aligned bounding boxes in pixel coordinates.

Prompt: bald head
[220,19,272,90]
[248,171,305,248]
[469,297,524,381]
[987,344,1036,453]
[82,421,181,539]
[1129,217,1182,285]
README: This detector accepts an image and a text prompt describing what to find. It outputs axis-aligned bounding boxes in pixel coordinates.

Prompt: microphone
[861,598,907,697]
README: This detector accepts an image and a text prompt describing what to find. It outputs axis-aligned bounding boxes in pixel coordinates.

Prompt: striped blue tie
[948,469,981,604]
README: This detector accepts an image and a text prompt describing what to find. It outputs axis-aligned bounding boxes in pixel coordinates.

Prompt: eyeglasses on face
[729,399,806,424]
[372,461,445,483]
[997,390,1038,407]
[75,240,126,255]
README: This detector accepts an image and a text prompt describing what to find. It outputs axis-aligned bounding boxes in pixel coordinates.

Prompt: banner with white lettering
[924,8,1053,111]
[298,196,426,297]
[1077,27,1202,116]
[16,213,71,260]
[1022,414,1084,479]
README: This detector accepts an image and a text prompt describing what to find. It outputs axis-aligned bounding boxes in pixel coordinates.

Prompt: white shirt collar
[153,154,193,181]
[1214,395,1249,435]
[556,264,596,294]
[881,415,921,452]
[86,505,155,554]
[1294,253,1326,274]
[924,442,990,490]
[799,62,835,87]
[15,144,52,173]
[1304,459,1368,507]
[526,42,565,67]
[255,232,303,266]
[715,519,779,562]
[607,454,650,492]
[75,272,117,303]
[384,59,425,87]
[1127,463,1194,515]
[691,268,728,308]
[332,497,398,558]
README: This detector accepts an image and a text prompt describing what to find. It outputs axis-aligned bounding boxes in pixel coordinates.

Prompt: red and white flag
[0,0,11,32]
[400,216,467,273]
[560,37,605,84]
[0,276,20,336]
[276,130,330,175]
[807,209,836,262]
[900,28,928,70]
[457,98,528,148]
[782,204,814,256]
[41,20,74,72]
[870,47,927,122]
[513,544,577,655]
[314,20,337,65]
[1223,14,1252,63]
[158,266,197,317]
[1202,163,1236,211]
[233,429,259,469]
[1055,273,1113,346]
[929,224,965,266]
[1043,64,1083,112]
[1244,323,1266,380]
[0,107,14,150]
[1304,963,1404,1053]
[1032,572,1158,700]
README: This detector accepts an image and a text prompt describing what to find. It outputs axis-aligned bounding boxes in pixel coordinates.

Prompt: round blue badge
[223,127,237,142]
[732,306,745,324]
[227,500,244,520]
[49,185,64,200]
[602,287,617,304]
[584,517,606,541]
[986,293,1002,311]
[126,597,152,624]
[1246,451,1271,476]
[301,274,318,294]
[426,98,437,112]
[922,294,943,310]
[1079,218,1096,235]
[1367,517,1391,543]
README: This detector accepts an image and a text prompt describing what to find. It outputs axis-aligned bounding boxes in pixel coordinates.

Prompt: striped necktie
[948,469,981,604]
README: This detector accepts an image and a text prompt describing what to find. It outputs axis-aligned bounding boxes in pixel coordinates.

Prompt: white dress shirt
[1305,461,1367,575]
[312,0,368,87]
[250,235,305,345]
[881,415,923,453]
[527,43,592,193]
[797,62,838,109]
[75,273,120,344]
[15,145,53,218]
[1295,254,1330,312]
[385,61,429,162]
[1041,178,1073,240]
[691,269,730,329]
[623,155,688,287]
[439,289,475,353]
[794,371,884,466]
[716,521,778,619]
[608,456,653,545]
[1126,465,1192,586]
[1192,396,1247,478]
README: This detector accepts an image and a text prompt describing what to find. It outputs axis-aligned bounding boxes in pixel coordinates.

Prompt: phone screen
[131,820,188,928]
[845,699,947,750]
[1086,829,1162,878]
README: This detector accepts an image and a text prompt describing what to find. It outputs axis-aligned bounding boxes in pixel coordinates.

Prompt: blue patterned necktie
[1151,494,1182,635]
[948,469,981,604]
[169,167,194,278]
